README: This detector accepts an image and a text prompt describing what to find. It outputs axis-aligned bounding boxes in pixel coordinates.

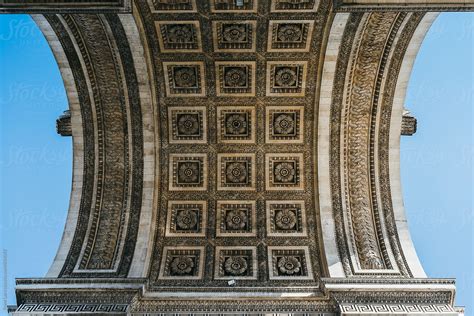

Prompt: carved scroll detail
[343,12,399,269]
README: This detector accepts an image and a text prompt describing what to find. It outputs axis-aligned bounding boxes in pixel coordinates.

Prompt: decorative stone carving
[159,247,205,279]
[217,106,255,144]
[401,111,417,136]
[218,154,256,191]
[156,21,202,52]
[166,201,207,236]
[266,201,307,236]
[213,21,257,52]
[216,200,256,236]
[268,246,313,280]
[163,62,205,97]
[341,13,399,271]
[214,247,257,280]
[265,153,304,191]
[339,303,457,314]
[270,0,318,12]
[15,3,463,314]
[56,110,72,137]
[168,106,207,144]
[266,61,308,96]
[266,106,304,143]
[15,304,128,314]
[215,61,256,96]
[268,21,315,52]
[169,154,207,191]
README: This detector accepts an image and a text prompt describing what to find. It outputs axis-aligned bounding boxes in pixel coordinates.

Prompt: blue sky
[0,12,472,314]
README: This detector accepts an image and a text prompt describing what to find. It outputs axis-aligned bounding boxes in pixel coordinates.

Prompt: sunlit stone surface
[2,0,470,314]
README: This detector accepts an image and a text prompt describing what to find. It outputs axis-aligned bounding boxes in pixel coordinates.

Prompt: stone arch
[4,1,469,314]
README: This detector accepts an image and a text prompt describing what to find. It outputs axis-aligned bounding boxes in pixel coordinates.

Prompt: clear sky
[0,12,472,315]
[402,12,473,310]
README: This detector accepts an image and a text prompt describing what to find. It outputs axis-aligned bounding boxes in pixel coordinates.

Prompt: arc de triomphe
[2,1,472,315]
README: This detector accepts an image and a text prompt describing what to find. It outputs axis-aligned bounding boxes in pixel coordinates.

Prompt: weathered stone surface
[5,0,468,314]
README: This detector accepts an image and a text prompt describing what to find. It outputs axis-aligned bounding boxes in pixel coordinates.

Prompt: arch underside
[7,0,468,314]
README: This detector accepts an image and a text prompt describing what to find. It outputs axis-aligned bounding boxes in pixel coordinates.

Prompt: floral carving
[177,113,200,136]
[267,62,306,96]
[222,24,247,42]
[176,209,198,230]
[225,113,248,136]
[164,62,204,96]
[273,113,295,135]
[224,67,247,87]
[178,161,200,184]
[166,201,206,236]
[169,107,206,143]
[269,247,312,279]
[215,22,255,51]
[218,107,255,143]
[225,209,248,230]
[266,107,303,143]
[266,154,303,190]
[166,24,194,43]
[225,162,248,184]
[275,67,297,87]
[217,201,255,236]
[215,247,256,279]
[173,67,197,88]
[273,162,296,183]
[217,63,254,95]
[170,256,195,275]
[218,155,255,190]
[267,201,306,236]
[275,209,297,230]
[277,256,301,275]
[224,256,248,275]
[277,24,303,42]
[160,247,204,280]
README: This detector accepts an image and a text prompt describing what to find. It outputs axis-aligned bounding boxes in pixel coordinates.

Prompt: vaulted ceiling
[7,0,468,314]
